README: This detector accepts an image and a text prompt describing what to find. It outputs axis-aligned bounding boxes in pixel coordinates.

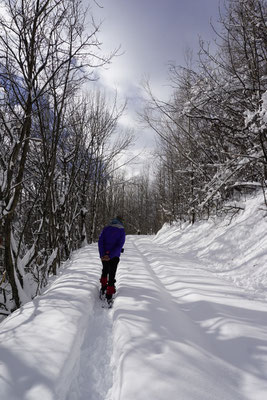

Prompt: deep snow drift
[154,193,267,301]
[0,193,267,400]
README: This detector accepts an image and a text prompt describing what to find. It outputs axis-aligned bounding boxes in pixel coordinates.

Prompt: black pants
[101,257,120,286]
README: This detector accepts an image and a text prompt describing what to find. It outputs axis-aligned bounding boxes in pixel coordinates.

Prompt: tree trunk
[4,216,20,309]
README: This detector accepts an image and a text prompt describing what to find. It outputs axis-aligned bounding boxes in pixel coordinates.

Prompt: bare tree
[142,0,267,224]
[0,0,114,309]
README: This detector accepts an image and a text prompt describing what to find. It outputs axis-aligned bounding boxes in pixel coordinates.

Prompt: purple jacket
[98,219,125,259]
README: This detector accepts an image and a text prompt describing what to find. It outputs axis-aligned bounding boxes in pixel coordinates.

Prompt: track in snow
[67,298,114,400]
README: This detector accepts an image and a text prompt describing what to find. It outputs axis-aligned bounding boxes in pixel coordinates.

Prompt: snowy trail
[68,235,267,400]
[0,229,267,399]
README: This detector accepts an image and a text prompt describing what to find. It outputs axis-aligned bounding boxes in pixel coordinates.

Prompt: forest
[0,0,267,314]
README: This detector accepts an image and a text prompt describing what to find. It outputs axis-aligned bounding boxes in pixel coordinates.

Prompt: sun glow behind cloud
[85,0,221,175]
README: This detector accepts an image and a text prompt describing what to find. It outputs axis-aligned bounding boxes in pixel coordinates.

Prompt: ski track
[67,297,114,400]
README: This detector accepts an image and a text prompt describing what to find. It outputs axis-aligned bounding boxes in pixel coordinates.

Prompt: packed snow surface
[0,194,267,400]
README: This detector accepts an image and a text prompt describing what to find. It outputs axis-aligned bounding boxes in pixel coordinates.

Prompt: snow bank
[0,245,101,400]
[154,192,267,300]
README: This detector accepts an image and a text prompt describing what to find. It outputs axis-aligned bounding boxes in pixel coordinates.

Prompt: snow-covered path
[0,224,267,400]
[66,236,267,400]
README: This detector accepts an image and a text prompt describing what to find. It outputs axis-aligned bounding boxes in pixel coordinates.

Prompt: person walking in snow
[98,216,125,303]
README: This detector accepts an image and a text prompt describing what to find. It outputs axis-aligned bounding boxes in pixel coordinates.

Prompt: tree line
[143,0,267,224]
[0,0,136,315]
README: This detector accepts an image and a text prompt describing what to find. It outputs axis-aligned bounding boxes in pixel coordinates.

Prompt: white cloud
[85,0,221,176]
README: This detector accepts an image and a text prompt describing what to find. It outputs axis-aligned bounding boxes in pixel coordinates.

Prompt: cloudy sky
[88,0,222,174]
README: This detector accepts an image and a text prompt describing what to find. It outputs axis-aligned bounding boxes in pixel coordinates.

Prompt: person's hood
[109,218,124,228]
